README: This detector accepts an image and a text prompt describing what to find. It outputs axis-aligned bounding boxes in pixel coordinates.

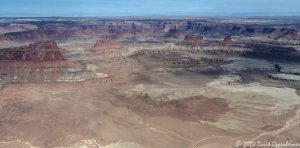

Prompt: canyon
[0,17,300,148]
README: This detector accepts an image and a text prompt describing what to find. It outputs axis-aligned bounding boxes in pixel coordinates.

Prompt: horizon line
[1,14,300,19]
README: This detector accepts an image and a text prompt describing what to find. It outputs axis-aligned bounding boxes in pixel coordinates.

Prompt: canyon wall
[1,20,299,41]
[90,39,122,51]
[0,40,66,61]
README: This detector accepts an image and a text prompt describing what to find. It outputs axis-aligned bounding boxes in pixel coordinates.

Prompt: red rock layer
[90,39,122,52]
[1,20,299,41]
[0,41,65,62]
[223,36,232,44]
[183,35,204,45]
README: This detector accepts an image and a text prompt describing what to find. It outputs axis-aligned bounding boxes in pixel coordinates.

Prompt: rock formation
[0,40,65,62]
[183,35,204,45]
[223,36,232,44]
[278,29,299,39]
[1,20,299,41]
[274,64,282,72]
[160,58,227,67]
[268,73,300,82]
[90,39,122,52]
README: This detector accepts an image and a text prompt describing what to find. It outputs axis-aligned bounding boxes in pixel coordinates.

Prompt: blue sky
[0,0,299,17]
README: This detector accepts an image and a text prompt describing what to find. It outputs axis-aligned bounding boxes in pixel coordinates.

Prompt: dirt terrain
[0,18,300,148]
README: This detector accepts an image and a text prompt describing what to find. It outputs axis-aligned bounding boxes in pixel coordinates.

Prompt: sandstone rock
[0,35,6,41]
[223,36,232,44]
[160,58,227,67]
[202,46,249,55]
[87,39,123,58]
[2,20,300,41]
[0,40,66,62]
[183,35,204,45]
[90,39,122,51]
[3,29,81,41]
[268,73,300,82]
[279,29,299,39]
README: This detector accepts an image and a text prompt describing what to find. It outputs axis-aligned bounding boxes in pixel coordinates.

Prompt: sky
[0,0,300,17]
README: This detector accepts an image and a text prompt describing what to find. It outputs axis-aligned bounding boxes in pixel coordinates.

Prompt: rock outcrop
[183,35,204,45]
[90,39,122,52]
[223,36,232,44]
[278,29,299,39]
[1,20,299,41]
[2,29,81,41]
[268,73,300,82]
[0,40,66,62]
[160,58,228,67]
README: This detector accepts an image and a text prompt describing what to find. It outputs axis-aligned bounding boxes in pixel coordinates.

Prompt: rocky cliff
[0,40,66,61]
[183,35,204,45]
[223,36,232,44]
[1,20,299,41]
[91,39,121,51]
